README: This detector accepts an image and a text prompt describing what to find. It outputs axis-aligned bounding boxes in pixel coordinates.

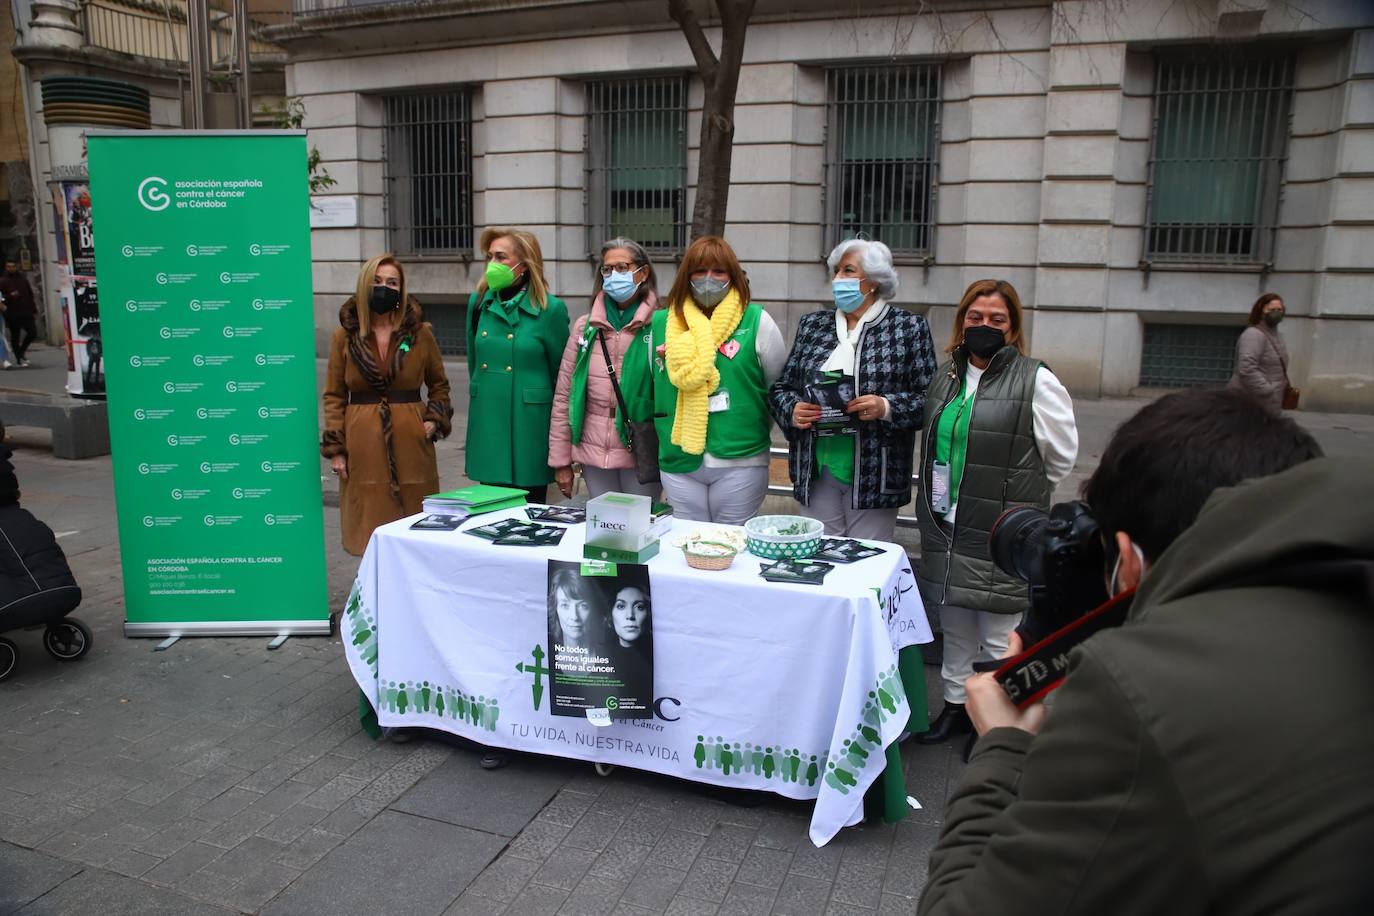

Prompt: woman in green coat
[465,228,570,503]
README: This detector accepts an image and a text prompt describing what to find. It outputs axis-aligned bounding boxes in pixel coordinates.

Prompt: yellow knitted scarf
[664,288,745,455]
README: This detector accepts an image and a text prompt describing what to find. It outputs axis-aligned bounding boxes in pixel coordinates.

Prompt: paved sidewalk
[1,343,1370,915]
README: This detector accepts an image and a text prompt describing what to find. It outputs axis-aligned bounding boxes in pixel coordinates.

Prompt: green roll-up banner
[87,130,329,637]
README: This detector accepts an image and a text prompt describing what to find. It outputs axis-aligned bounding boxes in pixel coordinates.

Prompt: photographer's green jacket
[919,457,1374,916]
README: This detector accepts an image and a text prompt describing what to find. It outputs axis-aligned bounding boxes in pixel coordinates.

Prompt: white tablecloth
[341,509,932,846]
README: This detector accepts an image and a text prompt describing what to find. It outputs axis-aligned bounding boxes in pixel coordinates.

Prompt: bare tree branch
[667,0,720,85]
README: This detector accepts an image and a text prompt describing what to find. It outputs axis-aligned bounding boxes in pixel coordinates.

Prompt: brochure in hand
[805,370,859,437]
[812,537,885,563]
[409,514,465,531]
[759,557,835,585]
[526,505,587,525]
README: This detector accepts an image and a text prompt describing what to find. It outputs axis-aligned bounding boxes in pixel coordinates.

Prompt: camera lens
[989,505,1049,583]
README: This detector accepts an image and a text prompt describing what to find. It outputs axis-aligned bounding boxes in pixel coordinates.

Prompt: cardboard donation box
[584,493,666,563]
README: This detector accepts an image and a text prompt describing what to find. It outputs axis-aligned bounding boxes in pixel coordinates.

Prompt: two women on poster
[546,561,653,718]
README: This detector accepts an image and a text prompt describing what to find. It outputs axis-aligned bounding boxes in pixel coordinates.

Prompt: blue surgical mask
[602,269,640,304]
[832,278,865,313]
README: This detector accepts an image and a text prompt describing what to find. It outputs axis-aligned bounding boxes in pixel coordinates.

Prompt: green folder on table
[422,485,527,518]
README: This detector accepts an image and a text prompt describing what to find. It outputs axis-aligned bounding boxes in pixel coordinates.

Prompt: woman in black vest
[914,279,1078,743]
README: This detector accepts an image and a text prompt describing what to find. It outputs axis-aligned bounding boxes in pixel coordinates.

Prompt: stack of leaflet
[422,484,527,519]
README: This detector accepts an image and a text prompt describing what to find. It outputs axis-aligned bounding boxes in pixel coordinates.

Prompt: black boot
[915,702,970,744]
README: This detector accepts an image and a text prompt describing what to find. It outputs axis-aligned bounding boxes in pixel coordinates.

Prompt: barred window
[824,64,941,258]
[1138,323,1242,388]
[1145,54,1293,264]
[585,76,688,254]
[383,90,473,256]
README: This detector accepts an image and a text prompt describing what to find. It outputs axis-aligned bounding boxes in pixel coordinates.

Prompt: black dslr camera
[989,500,1110,647]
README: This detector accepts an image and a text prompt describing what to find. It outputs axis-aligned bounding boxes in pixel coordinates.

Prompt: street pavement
[1,342,1370,915]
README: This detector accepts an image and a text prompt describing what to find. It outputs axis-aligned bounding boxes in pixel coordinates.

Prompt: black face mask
[369,285,400,314]
[963,324,1006,359]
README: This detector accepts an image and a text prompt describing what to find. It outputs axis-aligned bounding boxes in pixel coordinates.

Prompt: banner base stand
[266,633,290,650]
[154,635,180,651]
[126,620,331,638]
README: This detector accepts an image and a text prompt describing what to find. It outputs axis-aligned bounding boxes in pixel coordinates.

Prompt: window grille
[1144,54,1293,265]
[824,64,941,258]
[383,91,473,256]
[1138,323,1243,388]
[585,76,688,254]
[422,300,467,356]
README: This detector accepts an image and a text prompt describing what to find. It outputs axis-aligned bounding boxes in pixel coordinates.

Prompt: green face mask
[485,259,519,292]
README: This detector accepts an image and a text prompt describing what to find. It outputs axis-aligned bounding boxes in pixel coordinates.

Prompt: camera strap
[991,588,1135,707]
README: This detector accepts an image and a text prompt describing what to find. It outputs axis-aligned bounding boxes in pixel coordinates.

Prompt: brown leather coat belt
[348,390,421,405]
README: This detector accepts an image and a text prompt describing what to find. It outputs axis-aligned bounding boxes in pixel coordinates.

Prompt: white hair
[826,239,899,301]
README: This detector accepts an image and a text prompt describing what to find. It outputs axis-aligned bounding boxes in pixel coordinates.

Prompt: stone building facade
[9,0,286,345]
[276,0,1374,410]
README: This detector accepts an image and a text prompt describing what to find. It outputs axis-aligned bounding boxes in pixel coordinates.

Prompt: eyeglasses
[598,263,640,277]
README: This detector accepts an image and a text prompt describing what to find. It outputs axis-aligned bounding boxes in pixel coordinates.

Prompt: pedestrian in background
[465,228,570,505]
[1228,292,1291,412]
[0,292,18,370]
[548,237,661,500]
[649,235,786,524]
[0,259,35,367]
[915,279,1078,744]
[769,238,937,541]
[322,254,453,556]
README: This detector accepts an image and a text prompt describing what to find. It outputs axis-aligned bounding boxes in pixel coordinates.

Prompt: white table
[341,509,932,846]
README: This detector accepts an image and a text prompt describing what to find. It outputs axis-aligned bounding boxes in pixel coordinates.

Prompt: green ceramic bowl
[743,515,824,559]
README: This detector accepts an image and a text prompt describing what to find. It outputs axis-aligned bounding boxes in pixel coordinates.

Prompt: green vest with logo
[650,304,771,474]
[916,348,1052,615]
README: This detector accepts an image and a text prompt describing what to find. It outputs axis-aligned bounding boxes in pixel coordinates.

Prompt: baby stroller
[0,443,88,681]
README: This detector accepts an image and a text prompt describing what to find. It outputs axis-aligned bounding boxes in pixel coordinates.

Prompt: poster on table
[547,560,653,718]
[86,130,329,636]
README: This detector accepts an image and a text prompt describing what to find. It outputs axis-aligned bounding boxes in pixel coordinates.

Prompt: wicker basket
[683,542,738,570]
[685,551,735,571]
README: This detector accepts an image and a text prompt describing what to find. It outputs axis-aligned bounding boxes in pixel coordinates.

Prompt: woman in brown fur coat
[321,254,453,555]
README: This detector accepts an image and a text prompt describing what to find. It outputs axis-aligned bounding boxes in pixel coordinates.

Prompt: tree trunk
[692,89,735,239]
[668,0,754,240]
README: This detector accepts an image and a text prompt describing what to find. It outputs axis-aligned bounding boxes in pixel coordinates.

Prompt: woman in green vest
[649,236,786,523]
[548,237,661,499]
[914,279,1079,744]
[464,228,570,504]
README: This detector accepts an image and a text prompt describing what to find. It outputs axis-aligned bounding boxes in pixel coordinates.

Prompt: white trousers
[660,466,769,524]
[579,466,660,500]
[800,469,900,541]
[938,604,1022,704]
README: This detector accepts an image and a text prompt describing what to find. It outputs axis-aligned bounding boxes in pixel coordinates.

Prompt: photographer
[919,389,1374,915]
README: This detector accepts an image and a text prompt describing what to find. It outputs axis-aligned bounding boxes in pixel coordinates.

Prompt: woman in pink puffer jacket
[549,238,663,499]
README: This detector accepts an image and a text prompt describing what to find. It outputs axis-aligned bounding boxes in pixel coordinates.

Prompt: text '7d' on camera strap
[987,589,1135,707]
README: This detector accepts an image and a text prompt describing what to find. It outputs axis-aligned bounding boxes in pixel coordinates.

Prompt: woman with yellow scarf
[648,236,786,523]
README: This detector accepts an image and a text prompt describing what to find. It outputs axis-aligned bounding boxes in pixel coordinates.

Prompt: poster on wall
[63,183,95,275]
[547,560,653,719]
[72,276,103,393]
[86,130,329,637]
[51,181,103,396]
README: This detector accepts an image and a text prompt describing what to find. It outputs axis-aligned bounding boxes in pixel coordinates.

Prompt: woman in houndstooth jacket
[767,239,937,541]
